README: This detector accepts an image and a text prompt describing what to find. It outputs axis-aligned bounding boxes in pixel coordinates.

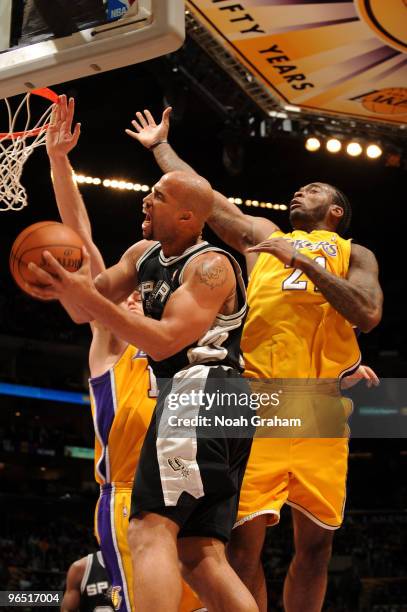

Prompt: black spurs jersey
[137,241,247,378]
[80,552,114,612]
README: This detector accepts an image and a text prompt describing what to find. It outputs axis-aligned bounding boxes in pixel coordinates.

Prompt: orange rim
[0,87,59,140]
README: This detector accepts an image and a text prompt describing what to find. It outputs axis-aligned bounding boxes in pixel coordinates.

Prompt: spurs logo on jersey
[141,279,171,316]
[86,581,109,596]
[136,241,247,379]
[80,552,114,612]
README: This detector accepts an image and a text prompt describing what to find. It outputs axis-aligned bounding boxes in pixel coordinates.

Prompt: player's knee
[228,542,259,578]
[228,523,265,576]
[127,518,155,557]
[179,538,226,575]
[296,537,333,569]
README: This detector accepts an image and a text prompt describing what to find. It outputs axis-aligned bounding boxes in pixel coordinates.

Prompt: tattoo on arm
[297,245,382,332]
[198,261,227,290]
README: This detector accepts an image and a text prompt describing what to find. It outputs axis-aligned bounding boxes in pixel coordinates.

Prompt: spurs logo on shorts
[168,457,190,478]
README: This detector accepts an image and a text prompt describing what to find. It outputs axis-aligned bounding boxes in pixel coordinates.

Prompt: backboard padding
[0,0,12,53]
[0,0,184,99]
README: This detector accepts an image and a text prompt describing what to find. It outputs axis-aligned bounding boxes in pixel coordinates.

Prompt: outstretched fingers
[58,94,68,124]
[162,106,172,125]
[143,109,156,127]
[136,111,148,128]
[71,121,81,145]
[130,119,142,133]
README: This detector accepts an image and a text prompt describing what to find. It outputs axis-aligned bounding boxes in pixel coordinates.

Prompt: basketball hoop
[0,88,58,212]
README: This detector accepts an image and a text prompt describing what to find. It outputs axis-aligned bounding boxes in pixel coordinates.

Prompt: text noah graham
[167,415,302,428]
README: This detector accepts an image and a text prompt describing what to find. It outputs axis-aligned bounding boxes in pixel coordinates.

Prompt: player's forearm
[152,142,197,175]
[296,255,381,332]
[49,155,92,235]
[81,289,175,360]
[60,297,94,324]
[60,593,80,612]
[49,155,105,277]
[208,192,257,253]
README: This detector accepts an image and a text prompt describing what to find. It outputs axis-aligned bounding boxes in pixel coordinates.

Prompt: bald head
[161,171,214,227]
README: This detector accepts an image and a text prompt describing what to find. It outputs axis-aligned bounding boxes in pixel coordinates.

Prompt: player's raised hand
[46,95,81,159]
[125,107,172,149]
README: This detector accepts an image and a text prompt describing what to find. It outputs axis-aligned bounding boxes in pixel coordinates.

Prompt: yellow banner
[188,0,407,124]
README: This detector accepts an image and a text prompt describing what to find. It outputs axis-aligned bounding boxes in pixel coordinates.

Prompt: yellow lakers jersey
[243,230,361,379]
[89,345,156,484]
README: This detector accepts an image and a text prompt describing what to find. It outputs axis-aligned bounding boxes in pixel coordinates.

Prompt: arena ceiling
[186,0,407,137]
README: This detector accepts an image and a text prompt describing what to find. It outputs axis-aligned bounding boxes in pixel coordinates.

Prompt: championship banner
[187,0,407,125]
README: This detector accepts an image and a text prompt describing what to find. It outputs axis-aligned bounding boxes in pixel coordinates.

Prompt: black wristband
[149,140,168,151]
[290,251,298,268]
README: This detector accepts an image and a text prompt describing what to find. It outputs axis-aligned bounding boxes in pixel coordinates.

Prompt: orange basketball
[10,221,83,298]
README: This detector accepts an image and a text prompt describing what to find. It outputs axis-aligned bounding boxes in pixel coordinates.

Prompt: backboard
[0,0,185,99]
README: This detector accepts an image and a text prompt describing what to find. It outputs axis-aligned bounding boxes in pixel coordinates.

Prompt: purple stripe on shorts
[97,488,129,612]
[90,371,116,446]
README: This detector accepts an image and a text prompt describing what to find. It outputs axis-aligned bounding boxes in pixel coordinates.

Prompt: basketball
[9,221,83,298]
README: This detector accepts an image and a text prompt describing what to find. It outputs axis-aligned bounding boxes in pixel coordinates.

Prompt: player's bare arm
[94,239,155,303]
[25,250,236,361]
[248,239,383,332]
[126,108,278,254]
[47,95,105,279]
[61,557,86,612]
[47,94,138,371]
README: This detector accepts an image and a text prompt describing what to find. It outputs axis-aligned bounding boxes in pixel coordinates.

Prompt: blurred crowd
[0,518,96,591]
[0,505,405,611]
[263,510,407,611]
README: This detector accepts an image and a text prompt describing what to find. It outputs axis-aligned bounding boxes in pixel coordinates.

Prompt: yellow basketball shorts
[235,438,349,530]
[95,483,204,612]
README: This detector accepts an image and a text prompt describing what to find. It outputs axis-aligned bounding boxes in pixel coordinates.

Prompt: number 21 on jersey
[282,256,326,291]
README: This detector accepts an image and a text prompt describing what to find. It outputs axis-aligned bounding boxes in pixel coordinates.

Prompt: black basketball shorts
[130,364,254,542]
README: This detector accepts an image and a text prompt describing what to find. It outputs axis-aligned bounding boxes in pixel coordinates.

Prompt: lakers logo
[109,585,123,611]
[355,0,407,53]
[361,88,407,115]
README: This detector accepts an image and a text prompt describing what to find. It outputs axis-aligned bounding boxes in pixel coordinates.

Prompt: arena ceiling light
[346,142,363,157]
[366,144,383,159]
[326,138,342,153]
[73,175,288,212]
[305,137,321,152]
[304,135,386,161]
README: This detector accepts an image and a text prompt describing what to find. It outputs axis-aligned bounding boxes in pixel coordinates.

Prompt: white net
[0,92,54,211]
